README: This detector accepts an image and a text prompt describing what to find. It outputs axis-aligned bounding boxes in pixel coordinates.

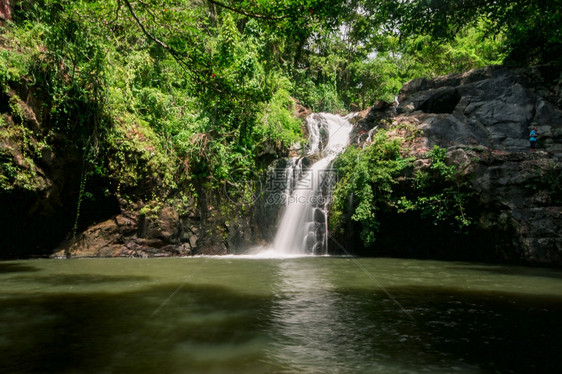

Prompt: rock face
[0,86,118,258]
[366,65,562,265]
[53,187,264,258]
[396,65,562,154]
[53,206,195,258]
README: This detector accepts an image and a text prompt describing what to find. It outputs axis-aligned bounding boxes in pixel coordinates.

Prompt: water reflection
[0,258,561,373]
[0,262,40,273]
[266,259,562,373]
[267,259,422,373]
[269,259,344,372]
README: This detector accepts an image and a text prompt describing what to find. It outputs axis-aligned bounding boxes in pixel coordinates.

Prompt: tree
[382,0,562,66]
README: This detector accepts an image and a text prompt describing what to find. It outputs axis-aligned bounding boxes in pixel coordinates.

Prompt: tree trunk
[0,0,11,21]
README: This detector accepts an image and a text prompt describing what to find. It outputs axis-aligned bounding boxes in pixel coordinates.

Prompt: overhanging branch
[207,0,286,20]
[122,0,170,50]
[121,0,203,82]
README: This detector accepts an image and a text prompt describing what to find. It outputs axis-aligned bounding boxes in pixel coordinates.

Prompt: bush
[330,135,475,249]
[330,130,410,246]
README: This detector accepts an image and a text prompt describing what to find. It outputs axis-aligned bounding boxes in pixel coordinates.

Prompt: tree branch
[206,0,285,20]
[109,0,122,25]
[122,1,203,79]
[0,0,12,21]
[122,0,171,50]
[121,0,228,94]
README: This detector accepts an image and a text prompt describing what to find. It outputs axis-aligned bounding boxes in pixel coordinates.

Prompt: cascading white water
[272,113,354,255]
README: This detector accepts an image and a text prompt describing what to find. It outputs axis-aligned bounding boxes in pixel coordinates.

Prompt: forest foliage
[1,0,560,245]
[329,134,476,249]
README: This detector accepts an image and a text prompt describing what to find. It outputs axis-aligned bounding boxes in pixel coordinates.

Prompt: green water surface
[1,257,561,373]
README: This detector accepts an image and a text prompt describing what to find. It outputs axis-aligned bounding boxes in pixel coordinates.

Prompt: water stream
[272,113,353,255]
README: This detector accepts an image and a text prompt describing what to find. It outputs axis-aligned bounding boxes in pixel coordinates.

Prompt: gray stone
[395,65,562,265]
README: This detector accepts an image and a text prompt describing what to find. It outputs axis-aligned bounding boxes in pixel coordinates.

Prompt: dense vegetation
[330,130,476,250]
[1,0,560,255]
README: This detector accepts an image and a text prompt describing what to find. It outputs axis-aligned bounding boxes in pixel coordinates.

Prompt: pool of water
[1,257,561,373]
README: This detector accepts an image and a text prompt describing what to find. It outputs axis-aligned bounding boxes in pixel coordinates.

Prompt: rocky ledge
[356,64,561,265]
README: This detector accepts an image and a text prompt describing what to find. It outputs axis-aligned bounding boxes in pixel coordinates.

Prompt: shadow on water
[0,282,277,374]
[0,262,41,273]
[337,284,562,374]
[448,264,562,280]
[4,273,152,285]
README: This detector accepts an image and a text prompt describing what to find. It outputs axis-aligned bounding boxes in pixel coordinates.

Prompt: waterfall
[364,126,377,147]
[271,113,354,255]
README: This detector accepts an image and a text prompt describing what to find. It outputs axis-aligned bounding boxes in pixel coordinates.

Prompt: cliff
[354,65,561,264]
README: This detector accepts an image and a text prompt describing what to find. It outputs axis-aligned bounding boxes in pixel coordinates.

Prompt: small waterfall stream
[271,113,353,255]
